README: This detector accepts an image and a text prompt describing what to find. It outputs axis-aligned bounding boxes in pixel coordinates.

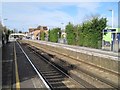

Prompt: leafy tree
[48,29,50,41]
[40,32,45,41]
[48,16,107,49]
[65,22,76,45]
[3,27,13,43]
[90,17,107,48]
[78,25,84,46]
[78,17,107,48]
[73,25,80,45]
[49,28,61,42]
[19,31,22,33]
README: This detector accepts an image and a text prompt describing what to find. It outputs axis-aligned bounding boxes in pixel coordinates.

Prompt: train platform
[24,39,119,59]
[2,40,120,89]
[2,42,14,88]
[2,41,46,89]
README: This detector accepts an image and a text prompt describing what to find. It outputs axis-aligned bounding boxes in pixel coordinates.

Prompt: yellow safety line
[14,42,20,89]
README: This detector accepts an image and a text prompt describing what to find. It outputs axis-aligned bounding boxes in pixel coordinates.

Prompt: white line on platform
[17,41,51,90]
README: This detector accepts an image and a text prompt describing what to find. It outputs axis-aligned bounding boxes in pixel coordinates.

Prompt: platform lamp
[109,9,114,28]
[61,23,65,44]
[2,18,8,34]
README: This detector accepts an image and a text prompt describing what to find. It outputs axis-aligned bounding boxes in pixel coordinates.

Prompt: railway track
[25,40,119,76]
[19,40,119,89]
[19,41,120,88]
[17,41,86,89]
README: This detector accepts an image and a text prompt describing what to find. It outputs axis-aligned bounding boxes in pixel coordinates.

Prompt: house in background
[28,26,48,40]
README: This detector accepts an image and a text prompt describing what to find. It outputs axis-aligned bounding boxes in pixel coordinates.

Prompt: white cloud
[4,8,74,31]
[2,2,101,31]
[72,2,101,25]
[2,2,118,32]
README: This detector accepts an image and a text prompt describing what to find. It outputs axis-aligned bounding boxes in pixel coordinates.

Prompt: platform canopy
[10,33,25,36]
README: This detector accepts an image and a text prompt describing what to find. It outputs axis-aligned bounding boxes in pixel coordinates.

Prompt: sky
[1,1,119,32]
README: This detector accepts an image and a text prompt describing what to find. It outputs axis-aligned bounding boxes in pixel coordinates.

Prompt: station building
[102,28,120,52]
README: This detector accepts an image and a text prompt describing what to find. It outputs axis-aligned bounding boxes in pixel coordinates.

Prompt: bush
[49,28,61,43]
[40,32,45,41]
[65,22,76,45]
[65,16,107,48]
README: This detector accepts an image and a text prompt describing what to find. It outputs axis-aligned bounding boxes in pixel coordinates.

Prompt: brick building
[28,26,48,40]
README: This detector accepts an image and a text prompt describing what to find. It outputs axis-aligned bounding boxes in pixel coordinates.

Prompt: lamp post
[2,18,8,35]
[1,18,8,44]
[61,23,65,43]
[109,9,114,28]
[1,18,8,26]
[61,23,64,31]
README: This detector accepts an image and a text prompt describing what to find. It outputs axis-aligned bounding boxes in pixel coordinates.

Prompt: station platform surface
[2,42,14,88]
[24,39,119,61]
[2,41,46,89]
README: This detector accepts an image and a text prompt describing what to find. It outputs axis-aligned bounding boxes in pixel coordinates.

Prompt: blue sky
[1,1,119,32]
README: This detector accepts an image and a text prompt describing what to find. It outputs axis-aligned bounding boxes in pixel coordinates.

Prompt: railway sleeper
[42,73,61,76]
[51,83,70,88]
[52,85,69,89]
[45,76,66,80]
[46,78,65,81]
[50,80,71,85]
[41,71,60,74]
[45,75,64,78]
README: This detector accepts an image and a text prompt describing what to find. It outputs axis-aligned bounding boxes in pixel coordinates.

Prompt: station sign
[103,29,116,32]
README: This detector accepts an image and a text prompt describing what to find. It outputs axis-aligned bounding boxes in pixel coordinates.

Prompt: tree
[77,25,84,46]
[48,29,50,41]
[3,27,13,43]
[19,31,22,33]
[47,16,107,49]
[40,32,45,41]
[90,17,107,48]
[78,16,107,48]
[49,28,61,43]
[65,22,76,45]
